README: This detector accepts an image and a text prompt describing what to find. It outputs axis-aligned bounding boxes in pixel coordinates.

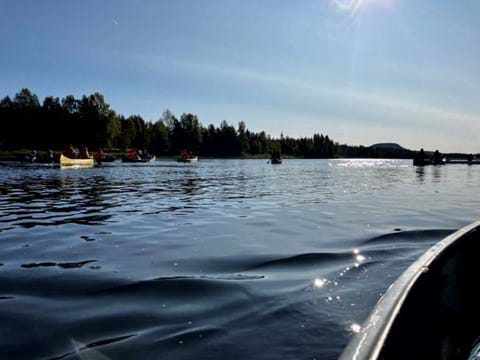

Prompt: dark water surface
[1,159,479,359]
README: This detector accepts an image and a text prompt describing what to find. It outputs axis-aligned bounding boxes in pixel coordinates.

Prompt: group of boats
[16,152,283,168]
[45,153,199,168]
[19,148,480,168]
[413,149,480,166]
[60,154,165,168]
[414,158,480,166]
[12,147,205,168]
[60,154,200,167]
[120,155,156,164]
[58,153,156,168]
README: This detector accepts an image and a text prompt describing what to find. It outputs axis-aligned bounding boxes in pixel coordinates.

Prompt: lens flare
[331,0,364,15]
[330,0,392,18]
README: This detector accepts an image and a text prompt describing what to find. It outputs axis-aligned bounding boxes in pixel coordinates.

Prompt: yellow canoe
[60,154,94,168]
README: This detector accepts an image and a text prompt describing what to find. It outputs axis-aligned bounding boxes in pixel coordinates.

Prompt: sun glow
[331,0,392,17]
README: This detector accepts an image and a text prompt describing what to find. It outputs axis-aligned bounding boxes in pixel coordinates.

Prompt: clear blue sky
[1,0,479,152]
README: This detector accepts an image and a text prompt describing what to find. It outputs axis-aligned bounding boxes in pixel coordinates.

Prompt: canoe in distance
[121,155,156,163]
[446,159,480,165]
[177,156,198,163]
[413,158,446,166]
[95,155,116,163]
[60,154,94,168]
[340,220,480,360]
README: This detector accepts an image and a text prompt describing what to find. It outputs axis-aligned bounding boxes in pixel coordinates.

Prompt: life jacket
[64,148,76,158]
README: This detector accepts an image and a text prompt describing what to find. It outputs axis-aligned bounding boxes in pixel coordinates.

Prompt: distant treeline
[0,88,414,158]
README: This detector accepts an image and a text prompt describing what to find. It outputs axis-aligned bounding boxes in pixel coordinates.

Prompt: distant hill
[338,142,414,159]
[369,143,407,151]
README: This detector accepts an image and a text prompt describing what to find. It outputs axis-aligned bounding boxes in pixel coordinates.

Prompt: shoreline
[2,150,475,162]
[0,149,415,162]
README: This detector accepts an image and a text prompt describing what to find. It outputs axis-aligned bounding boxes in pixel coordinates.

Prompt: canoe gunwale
[339,220,480,360]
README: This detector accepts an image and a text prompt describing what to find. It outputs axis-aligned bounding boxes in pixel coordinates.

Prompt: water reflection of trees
[0,172,117,228]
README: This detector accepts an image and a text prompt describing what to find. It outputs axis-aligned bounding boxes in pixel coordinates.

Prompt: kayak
[271,158,282,164]
[122,155,156,163]
[340,220,480,360]
[177,156,198,163]
[60,154,94,168]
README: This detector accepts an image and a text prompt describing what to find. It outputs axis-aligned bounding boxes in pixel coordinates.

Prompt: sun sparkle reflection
[314,278,326,288]
[350,323,362,333]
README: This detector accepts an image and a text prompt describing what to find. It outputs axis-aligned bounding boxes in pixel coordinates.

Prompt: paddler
[95,148,105,161]
[63,144,76,159]
[129,149,139,160]
[79,145,90,159]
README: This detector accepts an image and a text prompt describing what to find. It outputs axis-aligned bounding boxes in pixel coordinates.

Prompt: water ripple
[0,159,480,359]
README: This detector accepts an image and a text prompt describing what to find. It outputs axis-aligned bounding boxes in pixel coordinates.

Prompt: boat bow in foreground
[340,220,480,360]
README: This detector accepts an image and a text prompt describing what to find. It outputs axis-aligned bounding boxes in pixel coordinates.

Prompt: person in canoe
[270,150,282,164]
[432,149,443,165]
[179,149,194,161]
[179,149,187,161]
[129,149,140,161]
[63,145,77,159]
[95,148,115,162]
[79,145,91,159]
[419,148,425,161]
[413,148,426,166]
[25,149,37,162]
[95,148,105,161]
[141,149,150,160]
[43,149,55,163]
[467,153,474,164]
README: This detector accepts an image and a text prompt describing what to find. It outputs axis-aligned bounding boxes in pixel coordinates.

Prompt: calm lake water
[1,159,479,359]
